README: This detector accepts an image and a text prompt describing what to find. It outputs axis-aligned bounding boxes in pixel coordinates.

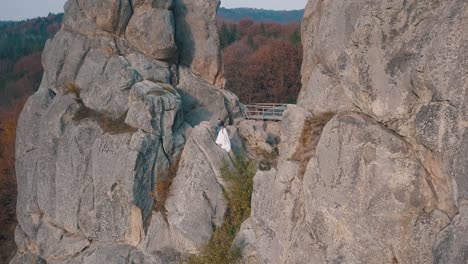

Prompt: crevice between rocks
[290,112,335,179]
[151,154,181,225]
[72,47,91,84]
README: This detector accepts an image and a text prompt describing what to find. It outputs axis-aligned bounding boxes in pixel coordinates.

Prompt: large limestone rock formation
[13,0,468,263]
[174,0,224,87]
[12,0,240,263]
[236,0,468,263]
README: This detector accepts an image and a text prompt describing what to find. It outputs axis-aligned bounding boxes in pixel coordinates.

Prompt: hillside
[218,7,304,23]
[0,21,16,28]
[0,13,62,264]
[219,20,302,103]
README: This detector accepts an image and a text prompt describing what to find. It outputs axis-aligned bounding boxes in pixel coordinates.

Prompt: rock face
[174,0,224,86]
[236,0,468,263]
[12,0,239,263]
[14,0,468,263]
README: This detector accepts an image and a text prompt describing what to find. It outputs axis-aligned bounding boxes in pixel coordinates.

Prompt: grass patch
[66,82,81,98]
[291,112,334,178]
[68,83,136,135]
[73,106,136,135]
[187,156,256,264]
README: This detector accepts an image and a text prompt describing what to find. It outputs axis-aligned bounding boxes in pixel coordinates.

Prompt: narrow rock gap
[290,112,334,179]
[113,0,123,34]
[152,154,181,224]
[72,47,91,81]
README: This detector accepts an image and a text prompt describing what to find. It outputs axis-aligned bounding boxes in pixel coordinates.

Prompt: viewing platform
[243,103,288,121]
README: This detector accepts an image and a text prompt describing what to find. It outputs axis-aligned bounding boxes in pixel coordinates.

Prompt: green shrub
[188,156,256,264]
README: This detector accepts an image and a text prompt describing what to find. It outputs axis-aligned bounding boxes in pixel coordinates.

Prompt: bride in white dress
[215,121,231,152]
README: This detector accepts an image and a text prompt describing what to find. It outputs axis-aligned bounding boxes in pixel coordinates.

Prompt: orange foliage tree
[220,19,303,104]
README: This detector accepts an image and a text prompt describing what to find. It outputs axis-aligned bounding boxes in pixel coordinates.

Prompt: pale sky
[0,0,308,21]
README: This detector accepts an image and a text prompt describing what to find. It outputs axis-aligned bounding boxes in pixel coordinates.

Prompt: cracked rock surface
[13,0,468,263]
[235,0,468,263]
[12,0,240,263]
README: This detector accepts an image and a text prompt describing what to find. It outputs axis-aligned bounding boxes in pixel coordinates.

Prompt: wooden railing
[243,103,288,121]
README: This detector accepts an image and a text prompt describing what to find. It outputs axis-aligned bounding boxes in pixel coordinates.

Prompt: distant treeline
[0,14,63,62]
[220,19,302,104]
[218,8,304,23]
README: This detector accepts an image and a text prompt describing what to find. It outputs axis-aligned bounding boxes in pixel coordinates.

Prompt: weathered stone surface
[226,126,246,157]
[300,114,447,263]
[300,0,467,123]
[14,225,30,254]
[15,90,176,261]
[455,132,468,202]
[15,88,55,238]
[265,122,281,145]
[63,0,98,35]
[173,0,223,85]
[133,0,173,10]
[10,252,46,264]
[64,0,132,34]
[234,169,282,263]
[14,0,238,262]
[18,0,468,263]
[416,102,458,153]
[165,122,231,252]
[36,219,90,261]
[143,212,177,258]
[222,89,244,123]
[42,31,90,94]
[125,80,181,135]
[76,52,141,118]
[126,7,176,60]
[176,68,237,126]
[234,1,468,263]
[238,112,453,263]
[238,120,276,158]
[434,204,468,264]
[66,243,163,264]
[235,106,314,264]
[125,53,172,84]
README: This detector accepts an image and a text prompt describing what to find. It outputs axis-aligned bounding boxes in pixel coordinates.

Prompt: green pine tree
[289,29,301,46]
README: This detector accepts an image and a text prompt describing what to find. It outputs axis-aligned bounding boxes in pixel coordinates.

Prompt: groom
[215,118,222,136]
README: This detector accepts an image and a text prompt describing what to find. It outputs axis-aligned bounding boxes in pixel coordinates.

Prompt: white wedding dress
[215,127,231,152]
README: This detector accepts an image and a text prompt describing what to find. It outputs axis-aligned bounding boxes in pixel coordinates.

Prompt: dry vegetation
[152,155,181,222]
[188,156,256,264]
[291,112,335,178]
[0,108,20,263]
[68,83,136,135]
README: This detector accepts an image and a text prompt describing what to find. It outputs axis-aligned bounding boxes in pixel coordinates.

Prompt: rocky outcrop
[237,120,281,169]
[126,4,177,60]
[12,0,239,263]
[237,0,468,263]
[174,0,224,86]
[14,0,468,263]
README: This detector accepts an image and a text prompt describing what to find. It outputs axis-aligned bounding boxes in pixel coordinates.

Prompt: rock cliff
[13,0,468,263]
[12,0,242,263]
[236,0,468,263]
